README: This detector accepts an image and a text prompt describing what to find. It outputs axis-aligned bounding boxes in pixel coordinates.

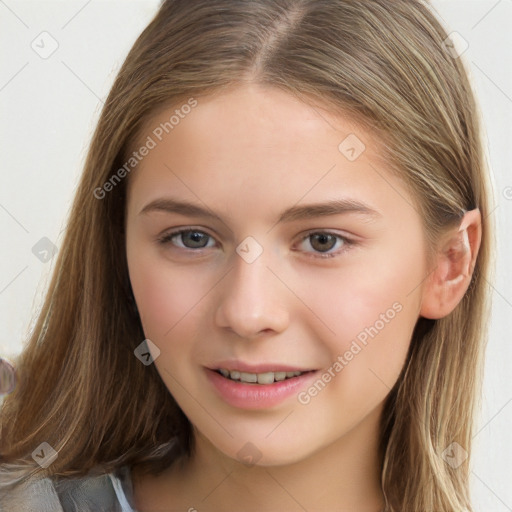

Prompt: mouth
[205,364,320,409]
[215,368,315,385]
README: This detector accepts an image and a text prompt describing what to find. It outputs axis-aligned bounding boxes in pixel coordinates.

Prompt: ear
[420,208,482,319]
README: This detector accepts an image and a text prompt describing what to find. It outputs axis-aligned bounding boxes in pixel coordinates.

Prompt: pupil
[185,231,207,247]
[311,234,335,252]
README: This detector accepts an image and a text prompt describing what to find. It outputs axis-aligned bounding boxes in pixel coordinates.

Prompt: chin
[203,431,319,468]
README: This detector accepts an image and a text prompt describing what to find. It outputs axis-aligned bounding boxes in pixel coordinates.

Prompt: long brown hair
[0,1,494,510]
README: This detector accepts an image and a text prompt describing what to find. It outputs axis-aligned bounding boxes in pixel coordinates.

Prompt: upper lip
[207,361,317,373]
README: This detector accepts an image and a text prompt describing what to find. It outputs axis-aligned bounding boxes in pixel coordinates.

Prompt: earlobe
[419,208,482,320]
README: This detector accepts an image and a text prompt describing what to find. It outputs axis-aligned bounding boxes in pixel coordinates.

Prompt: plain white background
[0,1,511,510]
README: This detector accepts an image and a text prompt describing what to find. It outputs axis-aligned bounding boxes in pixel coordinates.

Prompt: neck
[156,404,385,512]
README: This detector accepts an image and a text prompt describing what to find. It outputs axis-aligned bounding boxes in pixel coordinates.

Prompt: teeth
[218,369,306,384]
[239,372,257,383]
[257,372,274,384]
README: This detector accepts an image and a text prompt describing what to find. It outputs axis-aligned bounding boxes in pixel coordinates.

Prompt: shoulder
[0,466,136,512]
[0,472,62,512]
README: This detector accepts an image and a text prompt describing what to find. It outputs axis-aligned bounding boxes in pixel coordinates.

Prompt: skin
[125,83,481,511]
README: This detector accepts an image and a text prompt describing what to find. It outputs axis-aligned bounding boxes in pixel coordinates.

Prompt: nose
[214,249,290,339]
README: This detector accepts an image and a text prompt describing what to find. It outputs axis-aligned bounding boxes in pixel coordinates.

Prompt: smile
[217,368,309,384]
[206,366,319,410]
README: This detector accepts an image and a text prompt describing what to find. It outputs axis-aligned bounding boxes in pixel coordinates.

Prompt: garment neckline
[110,465,137,511]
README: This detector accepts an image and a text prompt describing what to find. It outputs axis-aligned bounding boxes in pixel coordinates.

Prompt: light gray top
[0,465,137,511]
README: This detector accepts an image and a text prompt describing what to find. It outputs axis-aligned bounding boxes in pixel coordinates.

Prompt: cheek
[307,244,423,346]
[305,242,424,401]
[127,246,211,341]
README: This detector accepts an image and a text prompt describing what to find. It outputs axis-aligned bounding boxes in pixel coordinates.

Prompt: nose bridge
[214,241,289,337]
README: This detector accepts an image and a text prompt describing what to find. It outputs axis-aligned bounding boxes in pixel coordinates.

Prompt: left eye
[297,232,351,257]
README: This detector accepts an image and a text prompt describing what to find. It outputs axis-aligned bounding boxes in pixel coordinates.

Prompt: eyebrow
[139,197,382,223]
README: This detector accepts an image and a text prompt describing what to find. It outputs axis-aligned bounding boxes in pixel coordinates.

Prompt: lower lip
[205,368,318,410]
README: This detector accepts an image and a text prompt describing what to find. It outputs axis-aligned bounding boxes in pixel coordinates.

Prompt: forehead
[134,84,377,159]
[126,84,412,221]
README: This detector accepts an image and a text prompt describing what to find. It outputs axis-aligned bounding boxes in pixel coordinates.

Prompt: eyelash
[156,228,356,259]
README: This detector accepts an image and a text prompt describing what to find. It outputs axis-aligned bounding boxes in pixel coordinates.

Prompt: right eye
[157,229,217,250]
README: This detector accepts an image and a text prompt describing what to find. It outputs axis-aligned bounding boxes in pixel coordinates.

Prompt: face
[125,84,429,466]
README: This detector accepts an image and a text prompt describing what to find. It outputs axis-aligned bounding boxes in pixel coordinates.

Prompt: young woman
[0,1,494,511]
